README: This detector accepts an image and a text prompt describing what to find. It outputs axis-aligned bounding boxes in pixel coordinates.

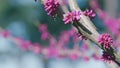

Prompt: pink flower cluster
[105,18,120,36]
[0,30,11,38]
[90,0,99,10]
[0,23,103,61]
[63,11,81,24]
[44,0,59,16]
[98,33,113,49]
[83,9,96,19]
[15,37,42,53]
[69,53,79,61]
[43,47,59,58]
[102,51,114,63]
[39,24,50,40]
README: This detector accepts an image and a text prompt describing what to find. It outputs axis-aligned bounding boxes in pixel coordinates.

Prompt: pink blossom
[50,47,59,57]
[102,51,114,63]
[93,54,101,60]
[73,33,84,43]
[63,12,73,24]
[90,0,99,10]
[61,0,68,5]
[105,18,120,35]
[41,32,50,40]
[83,56,90,61]
[113,41,120,47]
[1,30,11,38]
[39,24,48,33]
[69,53,79,61]
[43,47,58,58]
[98,33,113,49]
[21,41,32,50]
[72,11,81,21]
[68,27,76,36]
[82,43,89,50]
[45,0,59,16]
[63,11,81,24]
[77,33,87,40]
[16,38,32,51]
[49,37,57,46]
[57,40,66,47]
[98,11,107,20]
[83,9,96,19]
[30,43,42,54]
[73,32,87,42]
[59,31,70,43]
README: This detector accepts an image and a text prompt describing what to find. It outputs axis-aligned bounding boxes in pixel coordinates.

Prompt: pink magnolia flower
[83,9,96,19]
[98,33,113,49]
[63,11,81,24]
[45,0,59,16]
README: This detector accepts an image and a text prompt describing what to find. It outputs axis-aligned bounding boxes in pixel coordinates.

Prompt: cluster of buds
[102,51,115,63]
[0,30,11,38]
[63,10,96,24]
[63,11,81,24]
[62,10,96,40]
[98,33,114,62]
[38,24,50,40]
[98,33,113,49]
[83,9,96,19]
[44,0,60,16]
[37,0,119,64]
